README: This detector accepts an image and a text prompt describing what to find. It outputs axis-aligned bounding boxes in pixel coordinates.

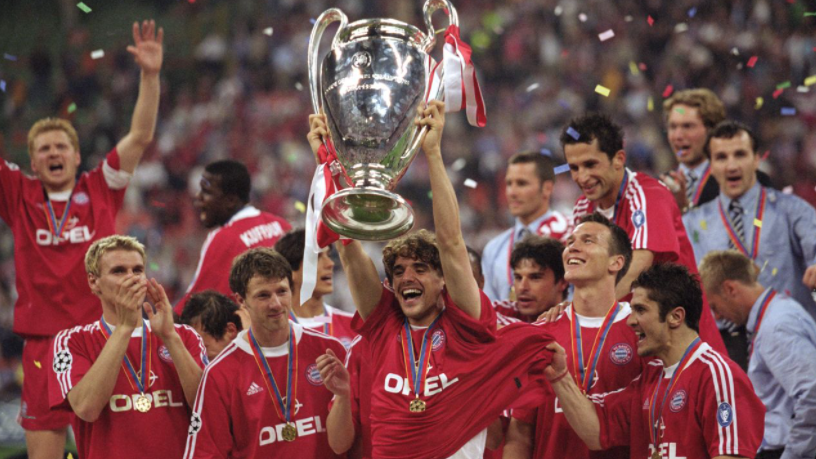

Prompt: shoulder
[769,188,816,214]
[484,228,512,251]
[626,172,667,207]
[765,295,814,331]
[174,323,201,337]
[300,326,347,350]
[693,346,746,389]
[201,341,242,378]
[573,195,591,214]
[54,323,96,347]
[327,305,355,319]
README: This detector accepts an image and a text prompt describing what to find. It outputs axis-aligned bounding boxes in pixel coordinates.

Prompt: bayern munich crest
[609,343,633,365]
[158,345,173,363]
[306,363,323,386]
[72,192,90,205]
[669,390,687,412]
[632,209,645,228]
[431,329,446,352]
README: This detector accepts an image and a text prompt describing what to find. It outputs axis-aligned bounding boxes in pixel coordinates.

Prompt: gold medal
[409,398,426,412]
[134,394,152,413]
[281,422,297,441]
[651,450,661,459]
[509,286,516,301]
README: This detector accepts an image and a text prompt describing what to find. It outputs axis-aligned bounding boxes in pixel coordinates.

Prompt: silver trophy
[308,0,458,241]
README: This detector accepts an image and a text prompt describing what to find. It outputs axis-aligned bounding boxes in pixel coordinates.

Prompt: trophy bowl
[308,0,457,241]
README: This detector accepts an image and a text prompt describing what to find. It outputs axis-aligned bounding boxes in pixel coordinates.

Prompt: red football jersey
[596,342,765,458]
[343,335,373,459]
[291,304,358,348]
[492,300,534,323]
[0,150,128,337]
[184,324,347,458]
[175,206,290,313]
[514,304,647,459]
[352,287,554,459]
[49,322,207,459]
[571,169,726,354]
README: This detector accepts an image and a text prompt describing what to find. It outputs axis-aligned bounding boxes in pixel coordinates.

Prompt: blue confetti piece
[566,127,580,140]
[3,53,17,61]
[558,99,570,109]
[688,7,697,18]
[553,164,571,175]
[780,107,796,116]
[0,80,5,92]
[310,18,316,24]
[540,148,552,157]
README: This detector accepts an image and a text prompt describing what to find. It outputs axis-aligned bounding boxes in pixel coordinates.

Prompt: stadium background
[0,0,814,453]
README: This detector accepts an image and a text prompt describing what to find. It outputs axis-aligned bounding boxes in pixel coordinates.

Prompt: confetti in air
[780,107,796,116]
[553,164,571,175]
[451,158,467,171]
[688,7,697,18]
[804,75,816,86]
[662,85,674,98]
[3,53,17,61]
[772,88,783,99]
[647,16,654,26]
[755,97,763,109]
[77,2,92,13]
[294,201,306,213]
[463,179,477,189]
[578,13,588,22]
[753,218,762,228]
[91,50,104,59]
[747,56,758,68]
[263,27,274,36]
[526,83,540,92]
[294,82,304,91]
[594,84,611,97]
[149,262,160,271]
[68,103,77,113]
[629,62,639,76]
[776,81,791,90]
[598,30,615,42]
[566,127,580,140]
[647,97,654,111]
[0,80,5,92]
[540,148,552,157]
[675,23,689,33]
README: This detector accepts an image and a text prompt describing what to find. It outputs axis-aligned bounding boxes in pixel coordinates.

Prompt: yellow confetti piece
[34,360,42,369]
[594,85,611,97]
[772,268,778,276]
[647,97,654,112]
[755,97,763,110]
[629,61,639,76]
[68,454,74,459]
[753,218,762,228]
[805,75,816,87]
[294,201,306,213]
[700,220,707,230]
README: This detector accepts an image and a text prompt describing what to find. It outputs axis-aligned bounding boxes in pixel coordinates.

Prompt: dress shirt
[747,288,816,459]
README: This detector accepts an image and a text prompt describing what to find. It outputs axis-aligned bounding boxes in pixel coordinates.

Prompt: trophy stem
[321,188,414,241]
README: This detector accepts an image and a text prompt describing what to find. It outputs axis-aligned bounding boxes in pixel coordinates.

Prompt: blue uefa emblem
[717,402,733,427]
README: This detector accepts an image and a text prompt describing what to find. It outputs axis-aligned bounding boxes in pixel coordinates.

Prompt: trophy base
[321,188,414,241]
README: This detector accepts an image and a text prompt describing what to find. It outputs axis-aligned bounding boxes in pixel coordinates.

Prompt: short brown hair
[28,118,80,156]
[698,250,758,295]
[662,89,726,130]
[508,151,556,184]
[382,229,442,284]
[229,248,293,299]
[85,235,146,277]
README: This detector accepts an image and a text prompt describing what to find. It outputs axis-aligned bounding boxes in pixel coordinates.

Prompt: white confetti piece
[263,27,274,36]
[463,179,477,189]
[526,83,540,92]
[91,49,104,59]
[578,13,588,22]
[674,23,689,33]
[598,29,615,42]
[451,158,466,171]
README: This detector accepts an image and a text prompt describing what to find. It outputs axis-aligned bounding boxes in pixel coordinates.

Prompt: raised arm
[317,348,355,454]
[417,100,481,318]
[615,249,654,300]
[117,20,163,173]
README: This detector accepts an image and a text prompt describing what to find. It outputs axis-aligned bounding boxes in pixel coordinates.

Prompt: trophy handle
[308,9,348,115]
[422,0,459,51]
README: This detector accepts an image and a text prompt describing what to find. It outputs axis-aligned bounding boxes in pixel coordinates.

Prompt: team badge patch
[609,343,633,365]
[189,413,202,435]
[72,192,90,205]
[158,345,173,363]
[53,350,72,373]
[431,329,446,352]
[306,363,323,386]
[632,209,645,228]
[717,402,733,427]
[669,390,687,412]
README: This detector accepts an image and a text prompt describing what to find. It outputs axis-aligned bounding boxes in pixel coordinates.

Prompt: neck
[407,306,442,327]
[597,170,625,209]
[518,204,550,226]
[293,296,325,319]
[658,328,699,367]
[43,181,75,195]
[249,324,290,348]
[101,307,122,327]
[572,279,618,317]
[744,283,768,319]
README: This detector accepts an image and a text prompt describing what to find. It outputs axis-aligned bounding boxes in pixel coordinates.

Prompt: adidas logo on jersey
[247,382,263,396]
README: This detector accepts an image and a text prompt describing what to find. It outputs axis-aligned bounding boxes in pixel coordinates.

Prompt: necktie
[518,227,530,241]
[728,200,744,249]
[685,171,698,203]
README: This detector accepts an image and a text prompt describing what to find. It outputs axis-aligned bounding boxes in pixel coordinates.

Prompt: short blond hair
[85,235,146,277]
[698,250,758,295]
[663,88,726,129]
[28,118,80,156]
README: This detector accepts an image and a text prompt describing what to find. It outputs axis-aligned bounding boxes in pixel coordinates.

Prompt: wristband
[547,370,569,384]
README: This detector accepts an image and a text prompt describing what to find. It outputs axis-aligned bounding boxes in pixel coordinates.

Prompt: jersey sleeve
[443,289,497,343]
[352,287,399,342]
[697,354,765,458]
[178,324,210,367]
[595,375,642,449]
[184,366,233,459]
[49,327,93,411]
[85,148,130,211]
[630,184,681,257]
[0,158,24,225]
[511,406,537,424]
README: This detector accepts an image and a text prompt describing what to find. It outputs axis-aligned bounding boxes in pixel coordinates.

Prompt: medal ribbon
[649,337,701,448]
[401,313,443,401]
[248,325,298,424]
[569,302,620,393]
[288,306,333,336]
[42,192,74,239]
[505,228,517,294]
[690,165,712,206]
[98,317,151,394]
[611,170,629,225]
[749,289,776,358]
[717,187,766,260]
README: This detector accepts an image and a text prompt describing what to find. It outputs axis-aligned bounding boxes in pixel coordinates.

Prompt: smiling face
[391,256,445,326]
[563,222,622,286]
[89,249,147,308]
[505,163,551,224]
[565,140,626,209]
[513,259,566,317]
[194,172,238,228]
[708,131,759,200]
[30,130,81,193]
[239,275,292,336]
[667,105,709,168]
[627,287,672,358]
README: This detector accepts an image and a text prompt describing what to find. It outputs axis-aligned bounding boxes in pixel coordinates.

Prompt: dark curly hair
[559,113,624,161]
[510,236,565,281]
[180,291,243,337]
[382,229,442,284]
[704,120,758,159]
[632,263,702,332]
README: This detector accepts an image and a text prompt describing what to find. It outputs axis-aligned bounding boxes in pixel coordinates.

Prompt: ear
[224,322,239,341]
[666,306,687,329]
[540,180,554,198]
[88,273,100,296]
[612,149,627,170]
[608,253,625,276]
[720,279,739,298]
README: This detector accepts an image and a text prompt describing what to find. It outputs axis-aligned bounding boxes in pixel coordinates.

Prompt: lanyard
[248,325,298,424]
[717,187,766,260]
[649,337,701,448]
[569,302,620,393]
[42,190,74,239]
[611,170,629,225]
[690,165,712,206]
[289,305,333,336]
[98,317,151,394]
[401,313,443,403]
[749,289,776,358]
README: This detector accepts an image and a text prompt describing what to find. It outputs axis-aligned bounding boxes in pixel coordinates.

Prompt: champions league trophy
[308,0,458,241]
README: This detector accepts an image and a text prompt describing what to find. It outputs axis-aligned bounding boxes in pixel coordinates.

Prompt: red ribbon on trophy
[441,25,486,127]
